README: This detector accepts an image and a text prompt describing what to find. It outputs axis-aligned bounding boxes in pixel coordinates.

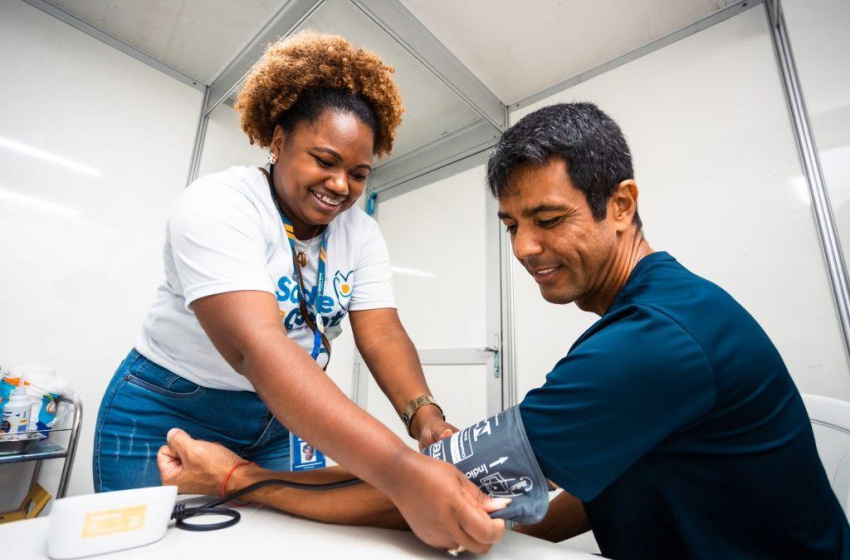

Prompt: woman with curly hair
[92,31,505,553]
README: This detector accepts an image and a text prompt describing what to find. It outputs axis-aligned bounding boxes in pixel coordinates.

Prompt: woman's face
[270,110,374,238]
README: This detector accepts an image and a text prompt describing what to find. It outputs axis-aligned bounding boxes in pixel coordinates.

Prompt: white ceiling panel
[399,0,740,104]
[43,0,284,84]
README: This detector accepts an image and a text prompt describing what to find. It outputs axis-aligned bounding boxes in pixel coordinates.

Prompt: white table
[6,501,599,559]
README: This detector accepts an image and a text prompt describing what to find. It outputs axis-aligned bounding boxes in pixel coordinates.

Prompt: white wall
[508,5,850,403]
[0,1,203,499]
[378,166,489,350]
[363,165,493,448]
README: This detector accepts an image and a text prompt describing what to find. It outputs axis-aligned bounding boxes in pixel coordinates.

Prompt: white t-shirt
[135,166,396,391]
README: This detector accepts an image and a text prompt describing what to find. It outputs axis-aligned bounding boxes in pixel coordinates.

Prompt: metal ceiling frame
[351,0,508,132]
[369,119,500,199]
[186,86,211,186]
[21,0,205,91]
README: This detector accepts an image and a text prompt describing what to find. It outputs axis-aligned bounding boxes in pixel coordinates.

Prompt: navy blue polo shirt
[520,252,850,559]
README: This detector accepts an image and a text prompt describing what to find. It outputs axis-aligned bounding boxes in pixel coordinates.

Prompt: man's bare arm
[513,491,591,543]
[158,428,406,529]
[227,463,407,529]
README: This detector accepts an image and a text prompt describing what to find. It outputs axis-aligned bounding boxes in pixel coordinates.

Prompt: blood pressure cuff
[422,406,548,524]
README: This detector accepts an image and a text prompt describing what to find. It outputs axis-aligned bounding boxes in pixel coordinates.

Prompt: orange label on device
[82,505,147,538]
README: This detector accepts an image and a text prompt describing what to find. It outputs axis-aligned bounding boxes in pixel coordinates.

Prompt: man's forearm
[513,491,590,543]
[228,464,408,530]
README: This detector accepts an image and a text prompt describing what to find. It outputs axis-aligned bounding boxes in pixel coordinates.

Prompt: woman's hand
[157,428,242,495]
[387,453,508,554]
[410,405,458,450]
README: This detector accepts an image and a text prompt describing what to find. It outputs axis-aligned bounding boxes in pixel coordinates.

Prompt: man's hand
[410,405,457,450]
[157,428,243,495]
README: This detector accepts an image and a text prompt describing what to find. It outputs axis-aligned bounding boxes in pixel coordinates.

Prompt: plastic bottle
[20,366,67,432]
[0,370,20,414]
[1,386,31,435]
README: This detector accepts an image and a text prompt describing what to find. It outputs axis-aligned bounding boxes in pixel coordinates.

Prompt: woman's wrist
[408,403,444,440]
[402,395,444,438]
[380,446,427,497]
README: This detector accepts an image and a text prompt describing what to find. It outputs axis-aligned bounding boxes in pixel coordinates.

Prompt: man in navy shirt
[491,103,850,558]
[157,103,850,559]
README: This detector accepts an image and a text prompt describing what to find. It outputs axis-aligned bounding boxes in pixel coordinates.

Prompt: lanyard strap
[284,219,329,362]
[262,168,331,366]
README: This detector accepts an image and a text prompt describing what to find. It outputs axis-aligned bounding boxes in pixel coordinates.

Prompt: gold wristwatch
[401,395,444,438]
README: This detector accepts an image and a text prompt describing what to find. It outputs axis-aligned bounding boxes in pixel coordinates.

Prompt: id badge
[289,432,326,471]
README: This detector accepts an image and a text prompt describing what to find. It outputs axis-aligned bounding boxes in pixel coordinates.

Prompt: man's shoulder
[567,303,713,381]
[615,252,747,333]
[602,252,786,389]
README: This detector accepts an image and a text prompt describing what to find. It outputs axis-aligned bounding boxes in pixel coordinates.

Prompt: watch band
[401,395,444,438]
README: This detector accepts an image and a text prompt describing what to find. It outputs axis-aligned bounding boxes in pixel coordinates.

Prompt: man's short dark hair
[487,102,641,229]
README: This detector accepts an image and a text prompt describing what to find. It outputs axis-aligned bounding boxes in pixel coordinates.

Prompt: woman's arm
[349,308,455,448]
[192,291,504,553]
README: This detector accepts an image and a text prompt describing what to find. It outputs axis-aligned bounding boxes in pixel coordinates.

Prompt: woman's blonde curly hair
[235,30,404,157]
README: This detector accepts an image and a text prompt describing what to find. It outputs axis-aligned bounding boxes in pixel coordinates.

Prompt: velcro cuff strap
[422,406,549,524]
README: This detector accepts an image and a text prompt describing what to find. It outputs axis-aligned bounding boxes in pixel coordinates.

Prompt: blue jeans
[93,349,290,492]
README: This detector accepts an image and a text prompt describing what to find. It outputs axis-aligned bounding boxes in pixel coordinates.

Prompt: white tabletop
[6,501,598,559]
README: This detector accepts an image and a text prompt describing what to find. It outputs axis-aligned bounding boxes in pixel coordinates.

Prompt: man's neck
[579,230,653,316]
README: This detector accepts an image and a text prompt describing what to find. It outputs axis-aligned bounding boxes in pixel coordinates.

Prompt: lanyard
[279,211,328,361]
[262,167,332,366]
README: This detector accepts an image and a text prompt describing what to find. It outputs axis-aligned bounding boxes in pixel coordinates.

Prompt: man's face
[498,157,618,308]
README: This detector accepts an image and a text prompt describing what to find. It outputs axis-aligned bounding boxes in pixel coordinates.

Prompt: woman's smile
[310,188,345,209]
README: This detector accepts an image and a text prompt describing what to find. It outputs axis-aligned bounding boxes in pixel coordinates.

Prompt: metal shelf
[0,396,82,499]
[0,441,68,465]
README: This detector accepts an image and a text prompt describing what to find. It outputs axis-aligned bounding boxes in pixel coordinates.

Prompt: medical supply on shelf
[422,406,550,524]
[21,367,68,434]
[0,371,21,412]
[47,486,177,559]
[2,386,31,435]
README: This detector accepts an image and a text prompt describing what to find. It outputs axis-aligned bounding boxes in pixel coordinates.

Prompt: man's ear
[610,180,639,232]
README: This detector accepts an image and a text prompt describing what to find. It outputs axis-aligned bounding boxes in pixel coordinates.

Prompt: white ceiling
[43,0,743,106]
[399,0,740,104]
[43,0,283,84]
[40,0,746,160]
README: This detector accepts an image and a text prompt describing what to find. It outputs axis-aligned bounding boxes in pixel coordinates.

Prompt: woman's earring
[267,152,278,165]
